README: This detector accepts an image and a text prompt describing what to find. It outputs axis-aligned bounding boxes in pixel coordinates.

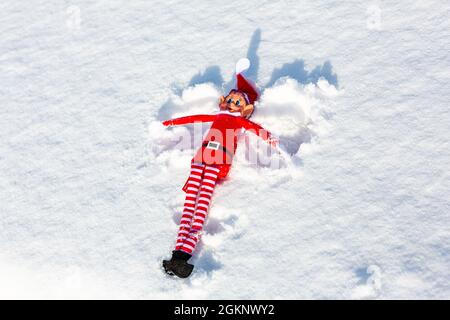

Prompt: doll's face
[219,91,254,118]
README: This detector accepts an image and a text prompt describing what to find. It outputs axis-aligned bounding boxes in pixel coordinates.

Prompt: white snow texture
[0,1,449,299]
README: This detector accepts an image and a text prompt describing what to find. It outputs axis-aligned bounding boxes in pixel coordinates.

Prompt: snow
[0,0,449,299]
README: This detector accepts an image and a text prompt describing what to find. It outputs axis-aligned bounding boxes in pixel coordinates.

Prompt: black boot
[163,250,194,278]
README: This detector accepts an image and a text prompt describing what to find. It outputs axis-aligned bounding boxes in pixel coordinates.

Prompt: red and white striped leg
[180,165,219,254]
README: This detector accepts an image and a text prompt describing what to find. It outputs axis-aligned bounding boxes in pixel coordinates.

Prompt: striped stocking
[175,163,219,254]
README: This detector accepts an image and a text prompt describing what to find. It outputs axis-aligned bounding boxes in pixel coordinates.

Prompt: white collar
[216,110,242,117]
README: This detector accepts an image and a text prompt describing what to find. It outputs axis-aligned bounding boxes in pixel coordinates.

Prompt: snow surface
[1,0,449,299]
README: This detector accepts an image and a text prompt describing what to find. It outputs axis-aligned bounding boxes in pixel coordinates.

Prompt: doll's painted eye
[227,99,232,104]
[236,100,240,105]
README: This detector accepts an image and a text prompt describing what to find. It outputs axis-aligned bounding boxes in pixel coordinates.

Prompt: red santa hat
[234,58,259,105]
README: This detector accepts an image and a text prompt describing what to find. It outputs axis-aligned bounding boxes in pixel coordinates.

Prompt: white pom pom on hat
[235,58,251,75]
[233,58,259,104]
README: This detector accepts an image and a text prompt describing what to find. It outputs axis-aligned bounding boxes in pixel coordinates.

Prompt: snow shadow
[189,65,223,88]
[355,267,372,284]
[246,28,261,81]
[223,28,262,93]
[204,216,226,235]
[191,242,223,275]
[266,59,338,88]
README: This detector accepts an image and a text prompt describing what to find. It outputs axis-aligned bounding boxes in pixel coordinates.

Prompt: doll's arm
[162,114,216,126]
[240,118,278,147]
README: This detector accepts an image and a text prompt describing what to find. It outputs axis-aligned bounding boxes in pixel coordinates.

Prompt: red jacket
[163,111,274,180]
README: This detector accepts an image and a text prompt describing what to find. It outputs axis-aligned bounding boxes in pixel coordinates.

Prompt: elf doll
[162,59,277,278]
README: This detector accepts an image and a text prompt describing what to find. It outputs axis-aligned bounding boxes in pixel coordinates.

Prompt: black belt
[202,141,234,158]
